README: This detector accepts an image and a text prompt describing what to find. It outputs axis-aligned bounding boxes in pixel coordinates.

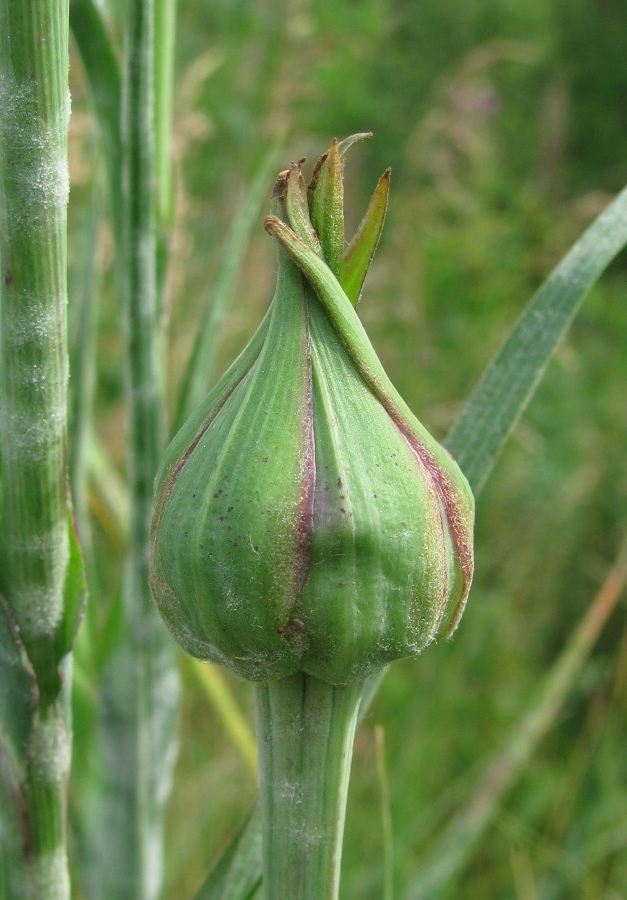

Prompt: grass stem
[84,1,181,895]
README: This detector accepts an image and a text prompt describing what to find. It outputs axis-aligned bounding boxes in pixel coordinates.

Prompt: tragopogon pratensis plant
[4,4,627,894]
[150,136,474,899]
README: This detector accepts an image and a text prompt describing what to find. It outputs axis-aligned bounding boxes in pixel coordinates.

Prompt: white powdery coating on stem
[0,73,70,235]
[2,401,65,462]
[269,776,304,807]
[29,847,70,900]
[0,282,69,464]
[14,583,66,640]
[29,711,71,787]
[5,520,69,637]
[131,229,157,279]
[1,300,61,347]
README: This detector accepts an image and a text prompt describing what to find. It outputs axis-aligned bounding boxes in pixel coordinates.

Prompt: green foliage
[58,0,627,897]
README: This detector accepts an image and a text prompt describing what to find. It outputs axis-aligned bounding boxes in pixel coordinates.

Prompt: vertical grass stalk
[121,0,178,890]
[154,0,177,230]
[0,1,74,896]
[96,0,180,895]
[68,4,179,893]
[255,675,364,900]
[124,0,162,561]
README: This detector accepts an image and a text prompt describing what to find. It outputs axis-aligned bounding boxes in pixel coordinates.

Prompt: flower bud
[149,136,474,685]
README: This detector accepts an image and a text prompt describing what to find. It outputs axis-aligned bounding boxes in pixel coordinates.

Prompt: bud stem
[255,674,364,899]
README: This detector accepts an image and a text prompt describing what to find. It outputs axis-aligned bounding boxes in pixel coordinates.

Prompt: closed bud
[149,136,474,685]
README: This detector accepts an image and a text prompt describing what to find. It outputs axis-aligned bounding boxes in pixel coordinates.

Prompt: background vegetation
[66,0,627,896]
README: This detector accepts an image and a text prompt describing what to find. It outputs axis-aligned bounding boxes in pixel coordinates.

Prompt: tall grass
[1,0,626,897]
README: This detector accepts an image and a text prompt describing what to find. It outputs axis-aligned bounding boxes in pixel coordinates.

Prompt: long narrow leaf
[102,0,180,896]
[188,659,257,778]
[193,812,262,900]
[72,1,181,896]
[446,185,627,494]
[173,145,280,433]
[154,0,177,229]
[403,536,627,900]
[68,176,101,539]
[70,0,123,245]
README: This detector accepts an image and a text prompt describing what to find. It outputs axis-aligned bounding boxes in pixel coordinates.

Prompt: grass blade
[173,145,280,433]
[193,812,262,900]
[446,185,627,495]
[375,726,394,900]
[403,536,627,900]
[187,659,257,778]
[68,174,102,610]
[75,1,180,896]
[154,0,177,229]
[70,0,123,247]
[101,1,179,896]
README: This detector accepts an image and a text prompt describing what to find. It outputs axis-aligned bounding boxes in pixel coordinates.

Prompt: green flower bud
[149,136,474,685]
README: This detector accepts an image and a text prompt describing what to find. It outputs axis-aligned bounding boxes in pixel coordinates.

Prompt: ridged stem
[0,0,72,896]
[255,674,363,900]
[124,0,162,558]
[116,0,179,895]
[154,0,176,229]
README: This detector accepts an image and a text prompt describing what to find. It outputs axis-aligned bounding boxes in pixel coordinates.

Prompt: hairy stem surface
[0,1,73,896]
[256,674,363,900]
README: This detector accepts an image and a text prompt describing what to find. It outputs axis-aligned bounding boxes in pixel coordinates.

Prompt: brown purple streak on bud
[401,437,450,623]
[153,362,255,528]
[293,298,315,601]
[394,414,474,626]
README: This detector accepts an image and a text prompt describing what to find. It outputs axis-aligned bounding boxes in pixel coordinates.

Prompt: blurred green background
[68,0,627,896]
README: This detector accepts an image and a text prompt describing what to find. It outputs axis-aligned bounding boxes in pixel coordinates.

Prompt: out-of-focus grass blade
[375,725,394,900]
[87,438,129,545]
[187,658,257,778]
[71,0,172,319]
[153,0,177,313]
[446,185,627,495]
[154,0,177,230]
[193,811,262,900]
[173,145,280,434]
[78,633,180,900]
[68,176,101,536]
[403,535,627,900]
[70,0,123,245]
[63,509,89,657]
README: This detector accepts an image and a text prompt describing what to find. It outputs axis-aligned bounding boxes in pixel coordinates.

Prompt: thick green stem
[0,1,72,896]
[255,674,364,900]
[0,0,70,702]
